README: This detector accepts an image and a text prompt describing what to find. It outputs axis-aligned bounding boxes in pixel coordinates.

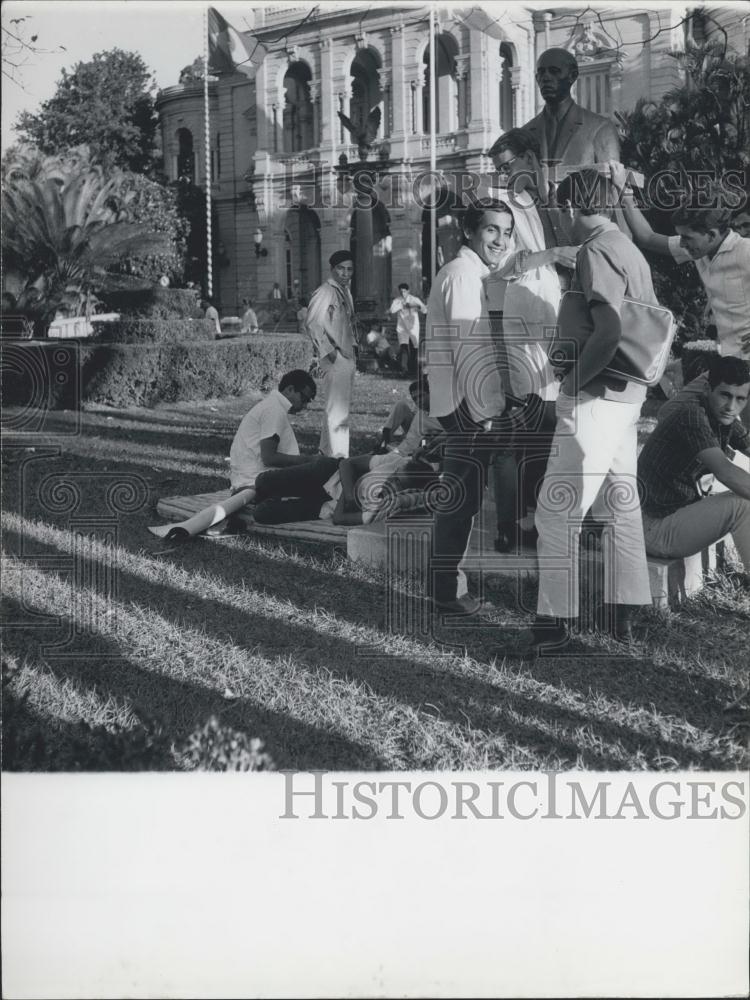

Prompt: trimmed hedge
[92,317,217,344]
[98,287,203,319]
[2,334,313,409]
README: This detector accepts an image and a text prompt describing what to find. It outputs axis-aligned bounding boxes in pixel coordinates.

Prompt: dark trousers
[493,400,556,524]
[429,401,496,603]
[254,458,339,524]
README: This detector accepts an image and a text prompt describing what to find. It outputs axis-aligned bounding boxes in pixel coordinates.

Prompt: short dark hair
[556,170,618,217]
[409,375,429,396]
[488,128,541,160]
[298,296,308,307]
[707,355,750,389]
[279,369,317,397]
[671,204,733,234]
[398,283,409,291]
[462,198,514,236]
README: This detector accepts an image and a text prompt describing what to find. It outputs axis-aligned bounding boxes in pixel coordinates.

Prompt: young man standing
[524,171,656,652]
[389,282,427,374]
[305,250,358,458]
[638,355,750,582]
[424,198,512,615]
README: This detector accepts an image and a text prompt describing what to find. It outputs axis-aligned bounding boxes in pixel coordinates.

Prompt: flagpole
[429,4,437,284]
[204,7,213,300]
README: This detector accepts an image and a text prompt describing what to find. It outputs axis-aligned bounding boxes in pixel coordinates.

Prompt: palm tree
[2,156,171,328]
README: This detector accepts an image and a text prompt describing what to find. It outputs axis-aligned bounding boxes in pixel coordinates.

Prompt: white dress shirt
[424,246,505,421]
[389,293,427,346]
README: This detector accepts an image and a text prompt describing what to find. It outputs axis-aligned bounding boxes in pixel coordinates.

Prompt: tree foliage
[14,49,159,175]
[617,39,750,176]
[616,37,750,345]
[1,147,174,327]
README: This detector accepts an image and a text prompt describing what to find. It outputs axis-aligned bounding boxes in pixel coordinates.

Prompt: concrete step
[347,503,725,609]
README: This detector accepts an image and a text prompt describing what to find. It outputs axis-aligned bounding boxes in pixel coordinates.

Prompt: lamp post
[254,228,268,257]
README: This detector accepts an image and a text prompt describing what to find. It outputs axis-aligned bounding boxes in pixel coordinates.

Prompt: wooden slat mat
[155,490,349,544]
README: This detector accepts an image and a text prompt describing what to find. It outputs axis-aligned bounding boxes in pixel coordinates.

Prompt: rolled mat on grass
[1,334,313,409]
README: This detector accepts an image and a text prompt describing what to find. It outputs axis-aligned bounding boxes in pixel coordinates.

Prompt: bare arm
[495,246,578,278]
[260,435,312,468]
[698,447,750,500]
[610,162,672,255]
[560,302,622,395]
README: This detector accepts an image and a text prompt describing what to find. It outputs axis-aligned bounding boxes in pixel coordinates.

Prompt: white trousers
[535,390,653,618]
[319,353,356,458]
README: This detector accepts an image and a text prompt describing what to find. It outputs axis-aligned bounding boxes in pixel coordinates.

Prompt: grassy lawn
[2,371,748,772]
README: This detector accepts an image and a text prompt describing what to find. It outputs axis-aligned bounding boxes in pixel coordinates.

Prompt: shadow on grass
[2,597,387,772]
[4,531,743,771]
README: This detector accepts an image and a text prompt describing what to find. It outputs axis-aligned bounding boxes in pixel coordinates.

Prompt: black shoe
[494,523,519,554]
[594,603,637,643]
[517,616,572,655]
[494,523,538,553]
[432,594,483,617]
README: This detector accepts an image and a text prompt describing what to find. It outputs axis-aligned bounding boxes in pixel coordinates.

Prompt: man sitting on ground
[638,355,750,584]
[376,377,443,454]
[229,369,339,524]
[326,377,444,525]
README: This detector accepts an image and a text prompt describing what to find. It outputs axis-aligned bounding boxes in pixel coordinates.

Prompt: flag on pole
[207,7,266,79]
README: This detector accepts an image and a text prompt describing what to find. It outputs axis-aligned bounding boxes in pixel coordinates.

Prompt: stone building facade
[156,4,749,317]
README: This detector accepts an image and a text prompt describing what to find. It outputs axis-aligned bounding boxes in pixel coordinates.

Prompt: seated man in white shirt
[229,369,339,524]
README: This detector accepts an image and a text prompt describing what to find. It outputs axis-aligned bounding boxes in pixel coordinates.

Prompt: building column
[455,55,470,129]
[309,78,320,147]
[376,65,391,145]
[390,23,406,159]
[318,35,336,155]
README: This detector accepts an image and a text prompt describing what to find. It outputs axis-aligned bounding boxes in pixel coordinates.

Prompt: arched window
[499,44,514,130]
[283,62,314,153]
[422,33,459,134]
[177,128,195,183]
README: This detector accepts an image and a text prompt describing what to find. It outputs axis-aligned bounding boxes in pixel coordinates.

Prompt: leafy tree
[616,37,750,346]
[15,49,159,175]
[1,153,173,328]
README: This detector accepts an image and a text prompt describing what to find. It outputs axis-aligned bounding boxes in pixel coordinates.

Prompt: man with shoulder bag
[521,170,673,653]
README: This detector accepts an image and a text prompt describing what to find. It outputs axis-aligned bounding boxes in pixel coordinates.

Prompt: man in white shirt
[306,250,358,457]
[389,283,427,374]
[240,298,259,334]
[201,298,221,337]
[229,369,339,523]
[611,166,750,362]
[424,198,511,615]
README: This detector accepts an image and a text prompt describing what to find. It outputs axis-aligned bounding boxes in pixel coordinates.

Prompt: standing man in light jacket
[306,250,358,457]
